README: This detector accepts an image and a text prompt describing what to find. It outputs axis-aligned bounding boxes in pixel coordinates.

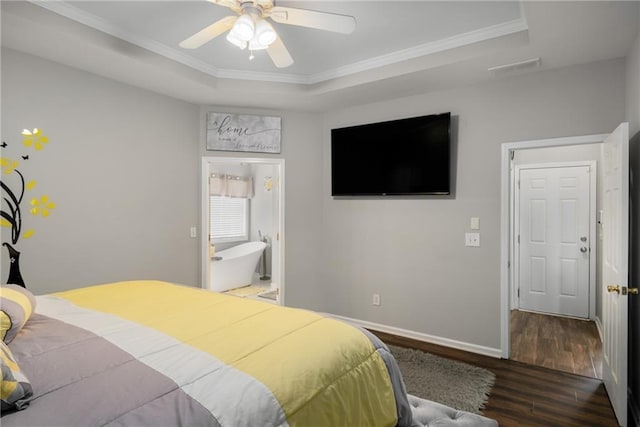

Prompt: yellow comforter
[47,280,404,426]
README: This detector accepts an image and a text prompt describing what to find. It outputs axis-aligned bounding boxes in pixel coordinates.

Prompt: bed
[1,280,413,426]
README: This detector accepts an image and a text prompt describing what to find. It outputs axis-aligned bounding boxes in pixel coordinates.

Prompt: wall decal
[206,113,281,153]
[0,128,56,288]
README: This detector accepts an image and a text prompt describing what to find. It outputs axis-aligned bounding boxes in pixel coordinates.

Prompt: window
[210,196,249,243]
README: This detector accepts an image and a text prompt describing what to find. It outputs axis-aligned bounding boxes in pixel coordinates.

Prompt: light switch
[470,217,480,230]
[190,227,197,238]
[465,233,480,247]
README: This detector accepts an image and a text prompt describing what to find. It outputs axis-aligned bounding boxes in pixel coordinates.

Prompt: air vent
[488,57,541,75]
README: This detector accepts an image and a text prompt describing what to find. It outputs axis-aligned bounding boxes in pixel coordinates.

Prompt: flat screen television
[331,112,451,196]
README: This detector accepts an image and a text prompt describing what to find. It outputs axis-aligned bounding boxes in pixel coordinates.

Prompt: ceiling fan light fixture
[226,31,247,50]
[255,19,277,46]
[248,39,268,51]
[179,1,355,68]
[231,13,255,41]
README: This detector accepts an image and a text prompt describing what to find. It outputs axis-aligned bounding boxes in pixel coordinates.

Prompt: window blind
[210,196,248,242]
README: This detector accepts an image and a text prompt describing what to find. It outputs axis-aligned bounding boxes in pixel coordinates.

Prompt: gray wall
[322,59,625,350]
[1,49,327,313]
[1,48,201,293]
[0,48,630,353]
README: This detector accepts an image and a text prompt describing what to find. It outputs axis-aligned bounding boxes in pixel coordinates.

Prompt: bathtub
[210,241,266,292]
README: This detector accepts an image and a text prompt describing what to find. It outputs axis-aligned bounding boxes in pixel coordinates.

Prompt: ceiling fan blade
[267,36,294,68]
[206,0,242,13]
[179,15,237,49]
[270,6,356,34]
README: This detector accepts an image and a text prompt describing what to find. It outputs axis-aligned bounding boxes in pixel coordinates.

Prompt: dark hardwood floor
[372,330,618,427]
[510,309,603,379]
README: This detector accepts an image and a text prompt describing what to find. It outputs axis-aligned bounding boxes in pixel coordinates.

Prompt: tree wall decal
[0,128,55,288]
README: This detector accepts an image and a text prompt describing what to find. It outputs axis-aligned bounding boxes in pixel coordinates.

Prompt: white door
[602,122,629,426]
[517,164,591,318]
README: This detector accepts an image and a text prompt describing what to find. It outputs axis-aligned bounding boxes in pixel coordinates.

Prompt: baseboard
[595,316,604,342]
[330,314,503,359]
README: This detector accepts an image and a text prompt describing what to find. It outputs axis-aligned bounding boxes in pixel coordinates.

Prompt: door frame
[513,161,597,319]
[201,156,286,305]
[500,133,608,358]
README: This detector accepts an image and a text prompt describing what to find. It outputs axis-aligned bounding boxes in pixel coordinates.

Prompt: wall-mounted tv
[331,112,451,196]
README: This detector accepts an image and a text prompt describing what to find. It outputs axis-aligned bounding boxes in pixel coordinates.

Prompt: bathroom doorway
[201,157,285,305]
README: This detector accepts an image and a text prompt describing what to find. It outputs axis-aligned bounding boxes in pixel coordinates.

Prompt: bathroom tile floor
[250,273,271,288]
[223,285,265,298]
[252,274,279,303]
[225,273,278,304]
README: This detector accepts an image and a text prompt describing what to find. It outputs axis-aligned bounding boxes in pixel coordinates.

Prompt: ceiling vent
[488,57,541,75]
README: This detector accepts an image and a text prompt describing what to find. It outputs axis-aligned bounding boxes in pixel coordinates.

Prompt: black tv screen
[331,112,451,196]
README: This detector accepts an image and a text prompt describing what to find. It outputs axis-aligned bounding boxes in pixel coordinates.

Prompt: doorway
[502,125,630,425]
[201,157,285,305]
[511,159,602,378]
[502,135,606,376]
[514,162,596,319]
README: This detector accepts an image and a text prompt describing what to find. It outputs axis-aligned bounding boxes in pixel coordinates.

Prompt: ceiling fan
[179,0,356,68]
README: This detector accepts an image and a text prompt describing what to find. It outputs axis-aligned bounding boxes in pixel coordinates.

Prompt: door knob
[607,285,620,294]
[629,288,639,295]
[580,247,588,253]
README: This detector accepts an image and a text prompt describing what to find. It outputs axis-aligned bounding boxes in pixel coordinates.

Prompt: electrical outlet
[465,233,480,247]
[372,294,381,306]
[190,226,197,238]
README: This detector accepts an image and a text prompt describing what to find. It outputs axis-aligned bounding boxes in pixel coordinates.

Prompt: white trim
[330,314,502,359]
[500,133,608,358]
[307,19,528,84]
[201,156,285,305]
[216,68,304,85]
[276,161,285,305]
[201,159,210,290]
[34,1,527,86]
[509,153,518,309]
[487,57,540,74]
[595,315,604,342]
[513,161,597,320]
[34,1,304,85]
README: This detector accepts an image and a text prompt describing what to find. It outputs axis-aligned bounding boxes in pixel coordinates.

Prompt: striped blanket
[4,280,412,426]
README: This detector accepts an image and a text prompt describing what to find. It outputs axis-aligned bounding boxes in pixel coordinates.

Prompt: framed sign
[207,113,281,153]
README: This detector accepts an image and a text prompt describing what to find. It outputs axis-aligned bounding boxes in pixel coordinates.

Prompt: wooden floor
[372,330,618,427]
[510,309,603,379]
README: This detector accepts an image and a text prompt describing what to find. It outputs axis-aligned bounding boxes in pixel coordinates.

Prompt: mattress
[3,280,412,426]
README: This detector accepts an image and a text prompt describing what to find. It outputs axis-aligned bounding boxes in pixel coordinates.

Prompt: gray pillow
[0,285,36,344]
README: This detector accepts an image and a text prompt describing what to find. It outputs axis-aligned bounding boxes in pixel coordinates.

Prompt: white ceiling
[2,1,639,111]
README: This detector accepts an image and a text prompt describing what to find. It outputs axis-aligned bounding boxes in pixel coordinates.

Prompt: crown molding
[32,1,528,86]
[306,18,528,84]
[32,1,308,84]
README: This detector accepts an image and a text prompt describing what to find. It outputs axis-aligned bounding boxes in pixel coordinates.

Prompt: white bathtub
[210,241,266,292]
